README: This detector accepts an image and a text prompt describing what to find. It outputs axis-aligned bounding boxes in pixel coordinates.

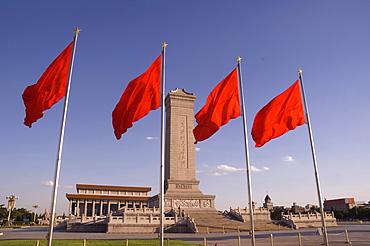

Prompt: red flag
[193,68,241,143]
[22,41,74,128]
[251,80,306,147]
[112,55,162,140]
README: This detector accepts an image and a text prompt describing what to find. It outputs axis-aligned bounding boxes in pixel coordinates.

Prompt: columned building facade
[66,184,151,217]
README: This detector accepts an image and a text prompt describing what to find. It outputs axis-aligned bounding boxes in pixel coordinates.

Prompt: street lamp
[32,204,40,223]
[6,194,19,226]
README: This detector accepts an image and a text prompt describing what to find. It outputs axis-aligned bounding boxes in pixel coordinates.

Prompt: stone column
[68,200,73,216]
[92,200,96,216]
[151,89,215,211]
[84,199,87,217]
[76,200,80,217]
[164,89,197,187]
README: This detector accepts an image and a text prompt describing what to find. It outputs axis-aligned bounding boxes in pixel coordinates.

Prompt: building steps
[184,209,281,233]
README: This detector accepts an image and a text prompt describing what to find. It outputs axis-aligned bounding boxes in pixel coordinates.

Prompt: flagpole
[297,69,329,246]
[47,28,80,246]
[159,42,167,246]
[236,57,256,246]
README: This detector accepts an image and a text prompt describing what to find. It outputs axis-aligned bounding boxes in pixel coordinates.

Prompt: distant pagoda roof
[264,194,271,201]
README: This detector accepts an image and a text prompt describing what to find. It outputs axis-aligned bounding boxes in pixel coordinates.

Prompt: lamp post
[6,194,19,226]
[32,204,40,223]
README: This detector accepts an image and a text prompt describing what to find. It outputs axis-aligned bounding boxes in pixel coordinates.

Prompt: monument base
[149,179,216,211]
[149,184,216,212]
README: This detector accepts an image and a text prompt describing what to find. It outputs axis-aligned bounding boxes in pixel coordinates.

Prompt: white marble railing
[282,211,335,221]
[68,214,107,223]
[118,207,160,214]
[184,217,198,233]
[108,213,176,224]
[230,207,269,214]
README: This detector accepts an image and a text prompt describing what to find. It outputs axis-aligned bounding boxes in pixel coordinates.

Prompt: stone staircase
[184,209,281,233]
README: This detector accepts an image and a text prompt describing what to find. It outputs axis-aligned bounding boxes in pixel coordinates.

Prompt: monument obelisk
[149,89,215,211]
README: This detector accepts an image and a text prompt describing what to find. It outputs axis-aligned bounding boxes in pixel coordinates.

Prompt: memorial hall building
[66,184,151,217]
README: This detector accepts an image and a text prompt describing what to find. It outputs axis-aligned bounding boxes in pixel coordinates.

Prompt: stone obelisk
[149,89,215,211]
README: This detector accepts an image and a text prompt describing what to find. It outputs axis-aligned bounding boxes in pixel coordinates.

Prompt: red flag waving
[193,68,241,143]
[22,41,74,127]
[251,80,306,147]
[112,55,162,140]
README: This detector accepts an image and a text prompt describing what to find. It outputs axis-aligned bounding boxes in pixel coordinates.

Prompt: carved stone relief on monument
[202,200,211,208]
[178,116,187,168]
[174,199,200,208]
[175,184,191,189]
[164,199,171,208]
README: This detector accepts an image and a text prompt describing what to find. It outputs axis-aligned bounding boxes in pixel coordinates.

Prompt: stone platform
[183,209,281,233]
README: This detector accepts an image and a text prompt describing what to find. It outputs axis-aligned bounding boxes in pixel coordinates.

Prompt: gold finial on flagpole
[236,56,242,64]
[161,42,168,50]
[74,27,81,37]
[298,69,303,75]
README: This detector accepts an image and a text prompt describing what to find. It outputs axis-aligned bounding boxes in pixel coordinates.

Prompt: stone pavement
[0,225,369,245]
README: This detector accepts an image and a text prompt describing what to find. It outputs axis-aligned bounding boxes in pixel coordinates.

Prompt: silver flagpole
[47,28,80,246]
[297,69,329,246]
[159,42,167,246]
[236,57,256,246]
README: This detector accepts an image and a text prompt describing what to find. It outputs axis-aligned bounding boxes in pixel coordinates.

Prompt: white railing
[108,213,176,224]
[282,212,335,221]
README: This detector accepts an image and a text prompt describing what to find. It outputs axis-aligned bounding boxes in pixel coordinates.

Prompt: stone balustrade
[118,207,160,214]
[282,211,335,221]
[68,214,107,223]
[108,213,176,224]
[230,207,269,214]
[281,212,337,229]
[229,207,270,222]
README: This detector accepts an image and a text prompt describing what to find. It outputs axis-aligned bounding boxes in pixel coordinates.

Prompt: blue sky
[1,1,369,214]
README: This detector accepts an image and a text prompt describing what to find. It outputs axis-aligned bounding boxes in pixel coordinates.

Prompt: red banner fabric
[251,80,306,147]
[22,41,74,128]
[193,68,241,143]
[112,55,162,140]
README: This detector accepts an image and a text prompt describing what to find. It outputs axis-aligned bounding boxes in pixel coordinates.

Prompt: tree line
[0,204,34,224]
[334,206,370,220]
[269,206,370,221]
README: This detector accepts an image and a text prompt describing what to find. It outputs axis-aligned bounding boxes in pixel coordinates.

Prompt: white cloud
[42,181,54,187]
[216,164,245,173]
[283,156,295,162]
[201,164,269,177]
[196,170,203,173]
[251,166,262,172]
[216,164,269,173]
[64,185,73,189]
[146,137,158,140]
[206,171,222,176]
[195,147,201,152]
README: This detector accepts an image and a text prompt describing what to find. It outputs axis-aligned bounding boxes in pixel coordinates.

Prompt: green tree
[334,209,349,220]
[11,208,33,221]
[358,207,370,220]
[0,206,8,222]
[334,207,370,220]
[0,204,7,219]
[351,206,370,220]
